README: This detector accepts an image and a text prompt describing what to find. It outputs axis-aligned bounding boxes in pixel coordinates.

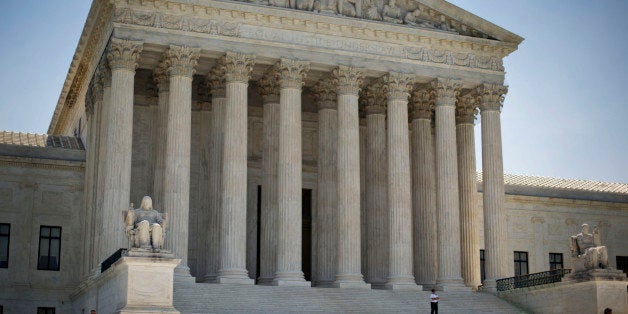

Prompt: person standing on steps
[430,289,439,314]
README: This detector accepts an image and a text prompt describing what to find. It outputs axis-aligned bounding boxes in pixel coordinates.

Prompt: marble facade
[0,0,627,312]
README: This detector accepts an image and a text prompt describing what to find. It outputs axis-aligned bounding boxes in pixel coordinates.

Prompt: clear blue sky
[0,1,626,183]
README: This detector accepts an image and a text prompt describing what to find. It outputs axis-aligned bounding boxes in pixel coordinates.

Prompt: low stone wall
[498,279,627,313]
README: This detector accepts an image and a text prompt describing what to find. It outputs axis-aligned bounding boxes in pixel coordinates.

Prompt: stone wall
[0,151,84,313]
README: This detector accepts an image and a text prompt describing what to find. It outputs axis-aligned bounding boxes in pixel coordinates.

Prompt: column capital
[410,86,435,120]
[431,78,462,107]
[476,83,508,112]
[257,68,281,103]
[106,38,143,71]
[96,58,112,88]
[277,58,310,89]
[223,52,255,83]
[455,92,478,125]
[153,63,170,92]
[208,61,227,98]
[360,82,386,115]
[383,73,414,101]
[165,45,200,78]
[313,79,337,111]
[332,66,363,96]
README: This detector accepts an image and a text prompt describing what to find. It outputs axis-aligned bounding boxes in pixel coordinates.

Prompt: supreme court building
[0,0,627,313]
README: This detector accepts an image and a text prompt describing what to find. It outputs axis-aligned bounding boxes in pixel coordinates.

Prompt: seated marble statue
[569,223,608,271]
[382,0,403,24]
[123,196,167,252]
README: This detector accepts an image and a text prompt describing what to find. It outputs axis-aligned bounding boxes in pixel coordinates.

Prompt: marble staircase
[173,281,528,313]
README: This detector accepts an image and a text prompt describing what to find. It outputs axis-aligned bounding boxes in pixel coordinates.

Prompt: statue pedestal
[564,268,627,282]
[71,251,181,314]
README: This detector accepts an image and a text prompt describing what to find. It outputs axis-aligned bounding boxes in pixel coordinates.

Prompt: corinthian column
[477,83,509,291]
[257,70,281,285]
[332,66,369,289]
[456,93,481,289]
[312,79,337,287]
[383,73,419,290]
[162,45,200,277]
[99,38,142,263]
[409,86,438,287]
[217,52,255,284]
[362,82,388,287]
[204,63,226,283]
[273,59,310,286]
[152,63,169,211]
[432,78,467,291]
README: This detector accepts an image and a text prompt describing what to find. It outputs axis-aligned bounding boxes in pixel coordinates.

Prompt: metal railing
[496,268,571,291]
[101,248,127,273]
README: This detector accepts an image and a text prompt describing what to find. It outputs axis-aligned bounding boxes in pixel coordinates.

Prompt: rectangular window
[617,256,628,275]
[37,226,61,271]
[479,249,485,283]
[514,251,528,276]
[549,253,563,270]
[0,223,9,268]
[37,307,55,314]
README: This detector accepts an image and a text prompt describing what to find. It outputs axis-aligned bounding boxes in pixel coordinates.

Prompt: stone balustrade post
[312,79,338,287]
[332,66,369,289]
[409,86,438,287]
[456,93,481,289]
[99,38,142,264]
[477,83,509,291]
[362,82,388,287]
[432,78,467,291]
[273,59,310,286]
[257,70,281,285]
[217,52,255,284]
[383,73,420,290]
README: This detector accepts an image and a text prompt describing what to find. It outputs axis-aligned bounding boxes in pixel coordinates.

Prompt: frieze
[113,8,241,37]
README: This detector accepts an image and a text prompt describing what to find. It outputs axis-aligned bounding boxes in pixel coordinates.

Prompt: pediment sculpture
[569,223,608,271]
[123,196,167,252]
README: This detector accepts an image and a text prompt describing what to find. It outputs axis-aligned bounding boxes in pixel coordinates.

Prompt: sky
[0,0,626,183]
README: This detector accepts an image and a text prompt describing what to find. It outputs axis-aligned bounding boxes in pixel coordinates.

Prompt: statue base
[71,251,181,314]
[564,268,627,282]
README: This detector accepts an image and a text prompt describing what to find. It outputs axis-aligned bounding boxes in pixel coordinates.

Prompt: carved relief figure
[382,0,403,24]
[296,0,316,11]
[123,196,167,252]
[403,9,436,28]
[314,0,339,14]
[269,0,290,8]
[569,223,608,271]
[363,0,382,20]
[338,0,357,17]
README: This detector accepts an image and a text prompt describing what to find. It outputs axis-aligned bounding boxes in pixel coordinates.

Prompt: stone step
[173,282,528,313]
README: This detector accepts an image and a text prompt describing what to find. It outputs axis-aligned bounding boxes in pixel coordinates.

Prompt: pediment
[212,0,522,44]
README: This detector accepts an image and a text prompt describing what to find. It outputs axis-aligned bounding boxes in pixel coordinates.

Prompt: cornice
[0,156,85,172]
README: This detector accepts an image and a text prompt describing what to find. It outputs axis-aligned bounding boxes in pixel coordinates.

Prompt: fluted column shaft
[99,39,142,263]
[313,80,337,286]
[433,79,466,290]
[409,88,437,286]
[456,95,480,289]
[258,73,280,285]
[333,67,368,288]
[274,59,309,286]
[384,74,417,290]
[217,53,255,284]
[478,84,509,290]
[363,82,388,287]
[162,46,199,276]
[152,65,169,211]
[205,65,226,283]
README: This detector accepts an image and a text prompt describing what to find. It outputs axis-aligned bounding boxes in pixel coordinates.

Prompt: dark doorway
[255,187,313,282]
[617,256,628,275]
[302,189,313,282]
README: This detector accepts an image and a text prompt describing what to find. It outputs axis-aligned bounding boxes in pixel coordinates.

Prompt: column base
[482,278,498,293]
[314,280,334,288]
[435,277,469,291]
[174,265,196,283]
[272,272,310,287]
[332,281,371,289]
[217,268,254,285]
[384,276,422,290]
[202,274,217,283]
[256,277,275,285]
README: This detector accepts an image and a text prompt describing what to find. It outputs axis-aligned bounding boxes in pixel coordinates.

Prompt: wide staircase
[173,281,528,313]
